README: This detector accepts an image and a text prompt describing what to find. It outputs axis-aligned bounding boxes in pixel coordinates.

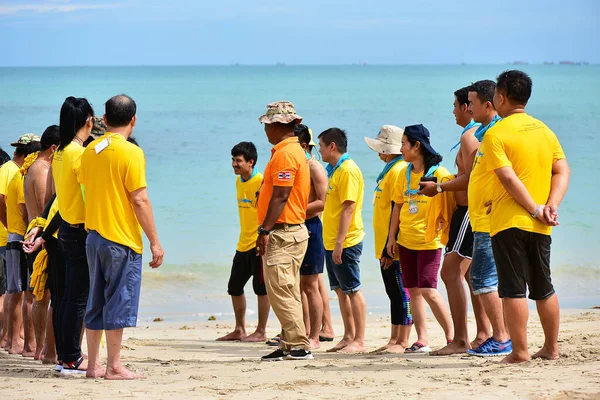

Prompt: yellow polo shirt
[323,158,365,251]
[484,113,566,237]
[372,160,407,259]
[392,165,451,250]
[236,172,263,252]
[0,161,20,245]
[79,133,147,254]
[6,173,27,236]
[52,143,86,225]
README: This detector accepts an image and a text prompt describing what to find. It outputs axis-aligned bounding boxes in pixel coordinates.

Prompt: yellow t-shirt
[6,173,27,236]
[79,133,147,254]
[52,143,86,225]
[322,158,365,251]
[393,165,451,250]
[236,172,263,252]
[372,160,407,259]
[468,140,497,233]
[0,161,20,245]
[484,113,566,237]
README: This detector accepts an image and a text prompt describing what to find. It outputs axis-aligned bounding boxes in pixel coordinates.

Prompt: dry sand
[1,309,599,399]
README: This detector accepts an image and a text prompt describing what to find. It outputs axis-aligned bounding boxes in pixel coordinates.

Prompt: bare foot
[241,331,266,343]
[216,330,246,341]
[86,366,107,379]
[308,339,320,350]
[339,342,366,354]
[383,344,407,354]
[105,366,145,380]
[327,338,352,353]
[8,340,24,355]
[532,347,559,361]
[34,350,43,360]
[42,356,58,365]
[470,336,488,349]
[501,353,530,364]
[430,341,470,356]
[22,348,36,358]
[371,340,396,354]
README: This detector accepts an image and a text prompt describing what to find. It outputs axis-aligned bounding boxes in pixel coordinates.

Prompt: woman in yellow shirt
[387,124,453,353]
[52,97,94,374]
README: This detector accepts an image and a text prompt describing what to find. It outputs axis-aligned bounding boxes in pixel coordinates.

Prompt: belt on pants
[271,223,302,231]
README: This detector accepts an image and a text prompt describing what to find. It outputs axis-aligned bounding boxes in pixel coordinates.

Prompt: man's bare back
[306,158,327,220]
[24,158,51,223]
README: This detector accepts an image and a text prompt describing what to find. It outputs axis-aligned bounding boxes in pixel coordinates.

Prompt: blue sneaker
[466,338,512,357]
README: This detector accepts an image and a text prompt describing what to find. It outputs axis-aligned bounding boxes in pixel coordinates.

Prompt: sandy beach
[1,308,599,399]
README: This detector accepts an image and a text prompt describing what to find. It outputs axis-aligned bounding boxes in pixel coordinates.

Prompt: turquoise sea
[0,65,598,321]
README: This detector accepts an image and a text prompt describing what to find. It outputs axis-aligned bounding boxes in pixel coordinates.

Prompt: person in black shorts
[217,142,270,342]
[486,70,569,363]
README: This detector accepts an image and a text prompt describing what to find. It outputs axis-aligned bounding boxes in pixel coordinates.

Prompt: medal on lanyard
[408,195,419,214]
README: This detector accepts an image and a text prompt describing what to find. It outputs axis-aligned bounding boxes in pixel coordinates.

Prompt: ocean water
[0,65,598,321]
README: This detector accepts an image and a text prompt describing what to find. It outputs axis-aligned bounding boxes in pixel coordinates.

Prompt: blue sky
[1,0,598,66]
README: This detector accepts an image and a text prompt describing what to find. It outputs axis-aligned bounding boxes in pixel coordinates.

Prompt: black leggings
[380,261,413,326]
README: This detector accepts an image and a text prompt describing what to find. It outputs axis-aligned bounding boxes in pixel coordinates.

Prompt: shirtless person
[423,86,489,355]
[23,125,59,361]
[294,124,334,349]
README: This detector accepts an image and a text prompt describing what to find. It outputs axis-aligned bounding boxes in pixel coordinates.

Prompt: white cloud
[0,2,121,15]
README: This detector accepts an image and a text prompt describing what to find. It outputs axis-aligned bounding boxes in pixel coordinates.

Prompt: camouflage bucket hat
[91,116,107,138]
[11,133,41,147]
[259,101,303,124]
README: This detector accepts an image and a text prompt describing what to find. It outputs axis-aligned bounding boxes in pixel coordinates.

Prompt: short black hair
[105,94,137,127]
[40,125,60,151]
[0,147,10,165]
[318,127,348,153]
[496,70,532,105]
[454,85,472,106]
[15,141,41,158]
[231,141,258,166]
[470,80,496,105]
[294,124,312,148]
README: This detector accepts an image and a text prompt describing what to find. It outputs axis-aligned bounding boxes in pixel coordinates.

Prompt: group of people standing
[222,69,569,364]
[0,94,164,380]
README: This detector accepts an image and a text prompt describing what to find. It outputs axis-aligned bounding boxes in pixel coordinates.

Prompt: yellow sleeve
[338,167,361,203]
[124,148,147,193]
[392,166,408,204]
[17,175,25,205]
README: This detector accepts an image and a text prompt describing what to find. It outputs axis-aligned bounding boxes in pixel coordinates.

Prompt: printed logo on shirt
[277,171,291,181]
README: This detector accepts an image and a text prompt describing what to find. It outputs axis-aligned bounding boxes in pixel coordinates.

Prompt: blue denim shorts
[469,232,498,295]
[325,241,363,295]
[85,231,143,330]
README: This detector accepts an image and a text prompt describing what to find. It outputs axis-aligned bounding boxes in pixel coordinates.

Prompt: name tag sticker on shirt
[94,138,110,154]
[409,199,419,214]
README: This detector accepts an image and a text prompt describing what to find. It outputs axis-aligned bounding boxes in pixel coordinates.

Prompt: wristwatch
[436,183,443,193]
[258,226,271,236]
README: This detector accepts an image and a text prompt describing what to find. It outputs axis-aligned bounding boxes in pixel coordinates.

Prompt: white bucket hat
[364,125,404,154]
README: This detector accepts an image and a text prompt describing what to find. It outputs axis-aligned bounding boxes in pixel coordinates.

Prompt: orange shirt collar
[271,137,299,156]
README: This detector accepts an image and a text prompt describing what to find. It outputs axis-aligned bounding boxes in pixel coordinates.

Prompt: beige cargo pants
[263,223,310,351]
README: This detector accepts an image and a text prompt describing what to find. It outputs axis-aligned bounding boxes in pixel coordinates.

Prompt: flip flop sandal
[266,335,281,346]
[319,335,334,342]
[405,342,432,353]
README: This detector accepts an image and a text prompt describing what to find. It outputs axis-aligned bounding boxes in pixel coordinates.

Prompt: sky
[0,0,598,66]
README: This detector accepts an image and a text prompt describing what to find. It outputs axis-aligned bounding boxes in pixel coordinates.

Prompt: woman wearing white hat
[365,125,413,353]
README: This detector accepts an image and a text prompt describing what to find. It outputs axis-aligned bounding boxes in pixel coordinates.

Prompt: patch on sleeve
[277,171,291,181]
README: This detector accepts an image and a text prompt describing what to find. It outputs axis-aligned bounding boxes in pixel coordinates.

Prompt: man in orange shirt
[256,101,312,361]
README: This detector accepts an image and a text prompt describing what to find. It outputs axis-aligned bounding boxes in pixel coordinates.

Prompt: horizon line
[0,62,597,68]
